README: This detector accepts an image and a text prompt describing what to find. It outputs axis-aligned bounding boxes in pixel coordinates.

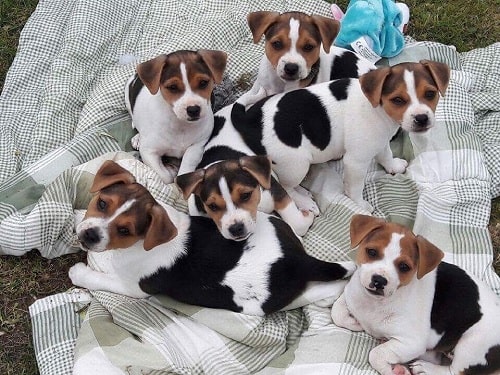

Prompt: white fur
[401,70,435,133]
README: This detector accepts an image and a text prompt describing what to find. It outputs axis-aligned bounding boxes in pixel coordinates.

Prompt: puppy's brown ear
[239,155,272,190]
[350,214,386,248]
[197,49,228,84]
[90,160,136,193]
[420,60,450,97]
[143,204,178,250]
[416,235,444,279]
[311,15,340,54]
[247,11,280,44]
[359,67,392,108]
[175,169,206,200]
[136,54,168,95]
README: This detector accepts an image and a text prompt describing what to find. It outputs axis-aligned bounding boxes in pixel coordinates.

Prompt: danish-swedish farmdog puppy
[68,160,354,316]
[331,215,500,375]
[231,60,450,212]
[246,11,376,96]
[124,49,227,184]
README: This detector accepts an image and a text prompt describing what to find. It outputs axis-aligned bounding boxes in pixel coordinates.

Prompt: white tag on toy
[351,37,381,63]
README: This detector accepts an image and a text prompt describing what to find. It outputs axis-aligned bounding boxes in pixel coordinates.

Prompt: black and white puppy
[69,160,354,316]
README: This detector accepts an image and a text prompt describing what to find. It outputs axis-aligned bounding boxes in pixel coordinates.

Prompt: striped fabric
[0,0,497,374]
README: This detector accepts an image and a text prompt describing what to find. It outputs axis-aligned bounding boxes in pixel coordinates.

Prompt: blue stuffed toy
[334,0,406,61]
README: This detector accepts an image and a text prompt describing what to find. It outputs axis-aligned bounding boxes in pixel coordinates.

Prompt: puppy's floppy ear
[90,160,136,193]
[198,49,228,84]
[311,15,340,54]
[420,60,450,97]
[350,214,386,248]
[136,54,168,95]
[143,204,178,250]
[416,235,444,279]
[175,169,206,200]
[247,11,280,44]
[359,67,392,108]
[238,155,272,190]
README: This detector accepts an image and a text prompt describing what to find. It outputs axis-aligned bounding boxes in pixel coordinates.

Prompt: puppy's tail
[303,256,355,281]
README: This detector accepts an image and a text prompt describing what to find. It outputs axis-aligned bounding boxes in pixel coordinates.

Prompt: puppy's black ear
[415,235,444,279]
[349,214,385,248]
[239,155,272,190]
[247,11,280,43]
[136,54,168,95]
[311,15,340,54]
[91,160,136,193]
[175,169,206,200]
[198,49,228,84]
[420,60,450,97]
[143,204,178,251]
[359,67,392,108]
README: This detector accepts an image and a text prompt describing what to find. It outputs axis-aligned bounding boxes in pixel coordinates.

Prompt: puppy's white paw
[69,262,90,287]
[289,189,320,216]
[409,360,444,375]
[392,364,411,375]
[385,158,408,174]
[131,134,141,150]
[238,86,268,107]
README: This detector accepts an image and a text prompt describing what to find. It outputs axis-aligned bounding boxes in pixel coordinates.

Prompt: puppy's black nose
[414,114,429,126]
[370,274,388,289]
[284,63,299,76]
[186,105,201,118]
[80,228,100,246]
[228,222,245,238]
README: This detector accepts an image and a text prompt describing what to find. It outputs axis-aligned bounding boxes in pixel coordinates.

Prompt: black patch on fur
[330,51,363,80]
[464,345,500,375]
[194,195,206,214]
[207,115,225,143]
[231,98,271,156]
[329,79,350,101]
[431,262,483,352]
[273,90,331,150]
[128,74,144,113]
[196,146,246,169]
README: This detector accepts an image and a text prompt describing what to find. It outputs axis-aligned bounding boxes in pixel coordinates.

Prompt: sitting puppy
[231,60,450,212]
[332,214,500,375]
[246,11,376,96]
[69,160,354,316]
[124,49,227,184]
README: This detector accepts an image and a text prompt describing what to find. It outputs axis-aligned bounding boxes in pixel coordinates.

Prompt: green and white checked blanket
[0,0,499,374]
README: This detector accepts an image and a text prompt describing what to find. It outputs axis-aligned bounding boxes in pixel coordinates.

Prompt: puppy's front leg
[375,144,408,175]
[369,340,424,375]
[331,293,363,331]
[140,151,176,184]
[69,262,148,298]
[177,141,205,176]
[342,155,373,212]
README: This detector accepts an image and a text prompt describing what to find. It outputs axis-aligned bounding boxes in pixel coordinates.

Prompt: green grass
[0,1,499,374]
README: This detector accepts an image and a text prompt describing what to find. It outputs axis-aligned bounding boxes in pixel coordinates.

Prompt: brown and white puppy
[69,160,355,316]
[124,49,227,184]
[332,215,500,375]
[231,60,450,212]
[246,11,376,96]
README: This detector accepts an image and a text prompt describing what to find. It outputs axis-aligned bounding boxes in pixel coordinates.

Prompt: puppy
[331,214,500,375]
[69,160,354,316]
[231,60,450,212]
[124,49,227,184]
[246,11,376,96]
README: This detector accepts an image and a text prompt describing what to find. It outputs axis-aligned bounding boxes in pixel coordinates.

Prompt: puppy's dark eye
[391,97,407,106]
[166,84,179,93]
[366,248,377,258]
[240,191,252,202]
[303,44,315,52]
[97,198,107,211]
[207,203,219,212]
[398,262,411,273]
[271,40,283,50]
[199,80,209,89]
[117,227,130,236]
[424,90,436,100]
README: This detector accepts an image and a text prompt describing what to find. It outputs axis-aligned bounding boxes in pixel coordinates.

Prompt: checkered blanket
[0,0,499,374]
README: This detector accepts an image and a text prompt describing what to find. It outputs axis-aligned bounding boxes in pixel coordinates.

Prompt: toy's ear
[415,235,444,279]
[420,60,450,97]
[350,214,386,248]
[311,15,340,54]
[247,11,280,43]
[359,67,392,108]
[238,155,272,190]
[143,204,178,250]
[136,54,168,95]
[198,49,228,84]
[90,160,136,193]
[175,169,206,200]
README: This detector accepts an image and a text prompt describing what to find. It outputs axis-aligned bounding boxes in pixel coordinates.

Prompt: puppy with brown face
[176,155,272,241]
[124,49,227,184]
[332,215,500,375]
